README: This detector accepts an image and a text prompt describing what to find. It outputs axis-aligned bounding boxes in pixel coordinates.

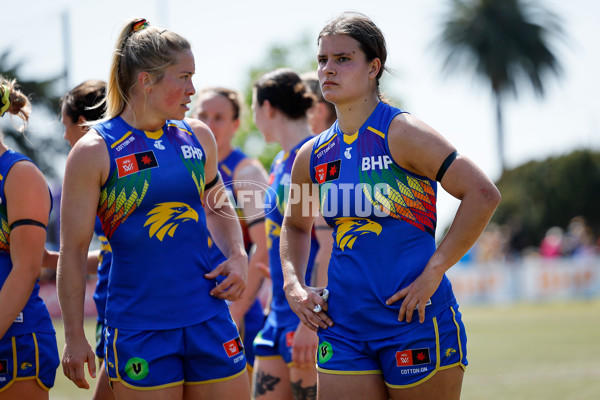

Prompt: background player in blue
[60,79,114,400]
[251,69,329,400]
[281,12,501,400]
[193,87,270,378]
[0,77,60,398]
[57,19,250,399]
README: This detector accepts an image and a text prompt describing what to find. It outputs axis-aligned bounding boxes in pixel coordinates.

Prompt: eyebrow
[318,52,352,58]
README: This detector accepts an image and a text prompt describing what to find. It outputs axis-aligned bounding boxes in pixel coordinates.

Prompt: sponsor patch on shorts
[223,337,244,357]
[395,348,431,367]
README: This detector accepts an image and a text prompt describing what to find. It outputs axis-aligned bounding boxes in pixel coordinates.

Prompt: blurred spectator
[539,226,564,258]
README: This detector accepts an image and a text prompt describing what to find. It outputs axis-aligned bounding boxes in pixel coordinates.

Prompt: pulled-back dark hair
[61,80,106,123]
[318,12,387,86]
[195,87,243,120]
[254,68,315,120]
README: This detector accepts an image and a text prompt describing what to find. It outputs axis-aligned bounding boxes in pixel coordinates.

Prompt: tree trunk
[495,92,505,173]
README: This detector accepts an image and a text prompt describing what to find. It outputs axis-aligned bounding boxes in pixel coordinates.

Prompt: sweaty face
[195,93,239,149]
[61,104,86,147]
[317,34,378,106]
[148,49,196,121]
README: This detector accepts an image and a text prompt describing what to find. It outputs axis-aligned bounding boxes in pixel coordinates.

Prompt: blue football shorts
[105,312,247,389]
[253,316,298,366]
[96,320,107,360]
[316,304,468,388]
[243,300,265,369]
[0,332,60,392]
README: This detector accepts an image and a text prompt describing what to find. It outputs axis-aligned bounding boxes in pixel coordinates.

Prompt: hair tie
[0,85,10,117]
[132,19,149,32]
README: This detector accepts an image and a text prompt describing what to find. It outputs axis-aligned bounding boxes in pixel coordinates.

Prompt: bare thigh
[252,357,291,400]
[93,360,115,400]
[388,366,464,400]
[289,365,317,400]
[317,372,388,400]
[183,371,250,400]
[0,380,49,400]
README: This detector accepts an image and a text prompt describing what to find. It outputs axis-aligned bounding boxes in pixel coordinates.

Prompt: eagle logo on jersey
[144,202,199,241]
[265,219,281,250]
[334,217,382,251]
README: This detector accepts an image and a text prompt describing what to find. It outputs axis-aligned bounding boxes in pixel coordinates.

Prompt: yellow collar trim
[144,128,164,140]
[343,131,358,145]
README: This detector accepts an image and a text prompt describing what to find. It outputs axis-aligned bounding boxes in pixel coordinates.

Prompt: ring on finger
[313,304,322,313]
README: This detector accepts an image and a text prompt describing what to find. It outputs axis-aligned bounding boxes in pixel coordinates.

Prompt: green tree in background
[0,50,68,180]
[436,0,563,172]
[232,34,317,170]
[492,150,600,251]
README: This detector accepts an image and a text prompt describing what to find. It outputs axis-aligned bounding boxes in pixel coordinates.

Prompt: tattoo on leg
[291,379,317,400]
[254,370,281,398]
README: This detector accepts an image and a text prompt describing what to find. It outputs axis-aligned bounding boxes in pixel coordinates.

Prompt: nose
[322,59,335,76]
[187,80,196,96]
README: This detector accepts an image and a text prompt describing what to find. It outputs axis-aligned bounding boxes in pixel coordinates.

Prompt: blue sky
[3,0,599,231]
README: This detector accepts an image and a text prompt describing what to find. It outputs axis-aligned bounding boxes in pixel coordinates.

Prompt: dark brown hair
[254,68,315,120]
[318,12,387,86]
[61,80,107,123]
[195,87,243,120]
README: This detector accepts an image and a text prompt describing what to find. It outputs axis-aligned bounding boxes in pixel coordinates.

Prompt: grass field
[49,299,600,399]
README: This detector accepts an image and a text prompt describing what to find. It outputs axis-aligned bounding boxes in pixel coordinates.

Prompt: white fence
[447,257,600,304]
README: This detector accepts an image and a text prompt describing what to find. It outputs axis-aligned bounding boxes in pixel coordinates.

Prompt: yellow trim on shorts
[2,334,50,392]
[110,377,184,391]
[184,367,246,385]
[385,316,440,389]
[112,328,121,380]
[450,306,464,362]
[0,338,17,392]
[32,332,49,391]
[109,329,186,391]
[254,355,282,361]
[317,367,382,375]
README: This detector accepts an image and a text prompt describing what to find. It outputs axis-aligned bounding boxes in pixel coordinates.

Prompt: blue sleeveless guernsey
[265,137,318,328]
[94,117,228,330]
[93,217,112,323]
[207,148,251,266]
[0,150,54,337]
[309,102,457,341]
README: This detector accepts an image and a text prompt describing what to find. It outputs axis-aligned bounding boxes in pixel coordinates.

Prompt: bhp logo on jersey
[361,155,393,171]
[315,159,341,184]
[116,151,159,178]
[396,348,431,367]
[181,145,203,160]
[223,337,244,357]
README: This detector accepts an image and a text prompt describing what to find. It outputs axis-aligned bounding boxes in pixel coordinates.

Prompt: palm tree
[436,0,563,172]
